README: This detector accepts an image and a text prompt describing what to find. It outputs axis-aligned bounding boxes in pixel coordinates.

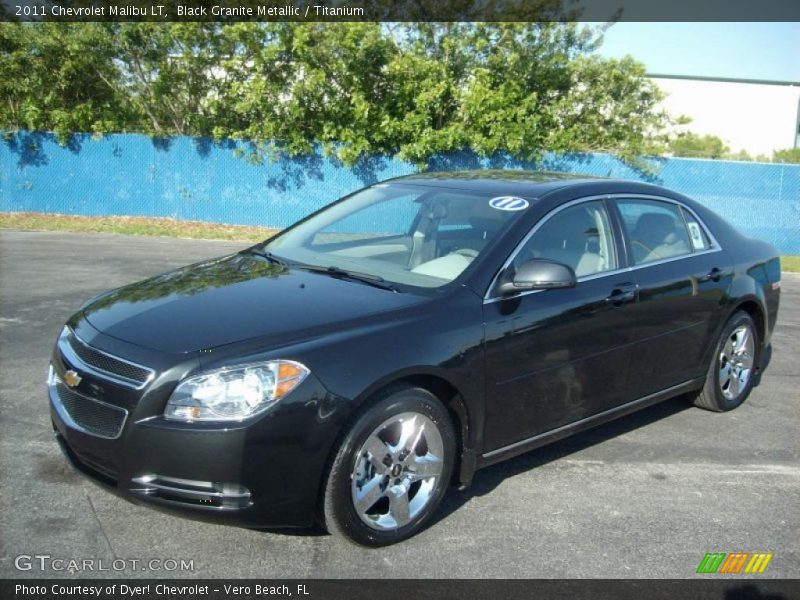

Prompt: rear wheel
[694,311,758,412]
[321,386,455,546]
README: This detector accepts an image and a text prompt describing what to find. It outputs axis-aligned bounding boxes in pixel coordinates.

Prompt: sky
[593,22,800,82]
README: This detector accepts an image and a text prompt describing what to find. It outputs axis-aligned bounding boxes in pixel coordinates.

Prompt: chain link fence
[2,132,798,253]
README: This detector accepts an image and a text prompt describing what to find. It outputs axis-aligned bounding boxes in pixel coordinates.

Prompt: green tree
[208,23,400,163]
[0,22,229,140]
[668,132,730,159]
[0,21,673,167]
[211,22,670,166]
[724,149,753,162]
[111,23,239,137]
[0,23,132,142]
[772,147,800,164]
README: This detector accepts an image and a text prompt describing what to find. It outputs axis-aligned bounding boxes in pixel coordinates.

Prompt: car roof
[389,170,612,197]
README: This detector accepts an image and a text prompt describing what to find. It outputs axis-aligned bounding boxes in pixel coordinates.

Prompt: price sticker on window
[687,221,707,250]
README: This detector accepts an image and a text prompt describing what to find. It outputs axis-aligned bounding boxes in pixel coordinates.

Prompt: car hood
[82,253,429,354]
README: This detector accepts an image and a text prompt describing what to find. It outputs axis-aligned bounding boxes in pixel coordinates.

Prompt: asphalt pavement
[0,230,797,578]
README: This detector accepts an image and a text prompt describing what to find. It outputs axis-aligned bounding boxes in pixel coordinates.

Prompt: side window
[513,200,617,278]
[682,208,713,251]
[617,199,692,266]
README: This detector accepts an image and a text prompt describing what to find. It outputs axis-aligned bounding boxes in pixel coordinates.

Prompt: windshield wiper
[298,265,399,292]
[244,250,399,292]
[242,247,289,267]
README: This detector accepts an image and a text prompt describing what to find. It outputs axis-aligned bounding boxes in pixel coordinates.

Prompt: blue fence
[1,131,798,253]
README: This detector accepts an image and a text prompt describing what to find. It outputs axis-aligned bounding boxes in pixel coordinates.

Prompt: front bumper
[49,337,348,529]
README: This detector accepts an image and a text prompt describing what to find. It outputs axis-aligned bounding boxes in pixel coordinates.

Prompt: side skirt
[476,378,703,469]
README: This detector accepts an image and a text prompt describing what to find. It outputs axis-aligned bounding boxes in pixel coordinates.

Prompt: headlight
[164,361,309,422]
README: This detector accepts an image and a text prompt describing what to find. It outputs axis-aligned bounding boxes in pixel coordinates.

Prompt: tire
[693,311,759,412]
[320,386,456,546]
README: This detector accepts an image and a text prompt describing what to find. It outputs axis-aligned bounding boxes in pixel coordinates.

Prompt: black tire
[320,385,456,546]
[693,311,759,412]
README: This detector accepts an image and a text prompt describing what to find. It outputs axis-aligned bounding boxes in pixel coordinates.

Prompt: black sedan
[49,171,781,546]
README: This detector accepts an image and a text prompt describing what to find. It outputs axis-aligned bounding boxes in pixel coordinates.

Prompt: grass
[0,212,277,242]
[1,211,799,272]
[782,255,800,273]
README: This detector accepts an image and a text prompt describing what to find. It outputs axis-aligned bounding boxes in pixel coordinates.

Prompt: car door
[611,197,732,399]
[482,198,639,452]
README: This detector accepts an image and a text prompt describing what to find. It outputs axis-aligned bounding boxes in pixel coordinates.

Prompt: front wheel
[693,311,759,412]
[320,386,455,546]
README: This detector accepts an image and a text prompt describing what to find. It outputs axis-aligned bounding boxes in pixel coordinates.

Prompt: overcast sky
[593,22,800,82]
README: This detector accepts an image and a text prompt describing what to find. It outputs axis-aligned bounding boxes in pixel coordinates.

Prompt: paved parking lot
[1,230,797,578]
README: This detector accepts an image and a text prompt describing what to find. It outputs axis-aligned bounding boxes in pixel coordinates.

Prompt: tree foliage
[0,23,132,142]
[667,132,800,164]
[772,147,800,164]
[668,132,730,159]
[0,22,672,165]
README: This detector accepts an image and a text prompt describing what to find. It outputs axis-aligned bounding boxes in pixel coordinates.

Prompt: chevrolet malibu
[49,171,781,546]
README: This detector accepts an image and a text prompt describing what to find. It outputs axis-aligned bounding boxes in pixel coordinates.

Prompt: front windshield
[265,183,527,289]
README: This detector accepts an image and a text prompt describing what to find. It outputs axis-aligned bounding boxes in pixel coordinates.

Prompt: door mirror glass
[497,259,577,295]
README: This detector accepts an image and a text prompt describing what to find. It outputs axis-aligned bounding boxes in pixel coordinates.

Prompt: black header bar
[4,579,800,600]
[2,0,800,22]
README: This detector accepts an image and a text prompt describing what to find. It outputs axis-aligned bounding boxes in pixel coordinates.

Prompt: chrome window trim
[483,193,722,303]
[48,365,129,440]
[59,327,155,390]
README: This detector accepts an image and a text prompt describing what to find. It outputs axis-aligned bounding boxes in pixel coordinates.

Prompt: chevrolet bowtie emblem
[63,370,82,388]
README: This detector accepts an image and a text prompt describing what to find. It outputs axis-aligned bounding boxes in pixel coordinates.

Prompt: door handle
[700,267,723,282]
[606,283,637,306]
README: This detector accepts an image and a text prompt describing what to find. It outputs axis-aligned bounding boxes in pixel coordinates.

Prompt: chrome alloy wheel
[350,412,444,531]
[718,324,755,401]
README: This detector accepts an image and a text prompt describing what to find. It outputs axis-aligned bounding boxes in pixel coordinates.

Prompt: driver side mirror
[497,259,577,296]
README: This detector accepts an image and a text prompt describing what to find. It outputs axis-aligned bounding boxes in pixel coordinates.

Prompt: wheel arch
[732,298,766,348]
[721,272,770,356]
[341,368,478,489]
[389,373,474,487]
[701,293,768,386]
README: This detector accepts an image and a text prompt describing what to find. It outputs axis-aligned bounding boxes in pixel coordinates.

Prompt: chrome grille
[51,374,128,439]
[67,335,151,383]
[59,327,154,389]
